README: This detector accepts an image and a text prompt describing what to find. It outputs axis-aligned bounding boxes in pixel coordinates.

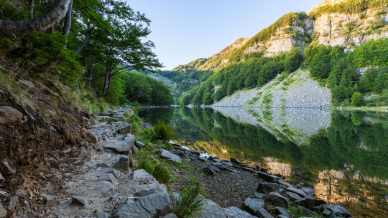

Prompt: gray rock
[265,192,288,208]
[135,140,145,148]
[131,170,167,196]
[163,213,178,218]
[319,204,351,218]
[244,197,264,214]
[285,186,307,198]
[0,203,6,218]
[114,191,171,218]
[203,165,220,176]
[274,207,289,217]
[0,106,24,125]
[284,191,304,202]
[70,195,87,207]
[257,171,280,183]
[104,134,135,154]
[0,173,5,185]
[255,207,274,218]
[197,199,226,218]
[224,207,257,218]
[297,197,325,210]
[257,182,281,194]
[160,149,182,163]
[301,187,314,197]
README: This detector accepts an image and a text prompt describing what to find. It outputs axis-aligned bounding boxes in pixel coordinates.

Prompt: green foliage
[125,72,173,106]
[153,164,171,184]
[310,0,388,17]
[183,49,304,105]
[138,158,158,175]
[173,179,203,218]
[351,92,363,106]
[152,122,175,141]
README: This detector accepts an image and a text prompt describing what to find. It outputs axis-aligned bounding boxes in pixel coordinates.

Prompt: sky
[127,0,322,69]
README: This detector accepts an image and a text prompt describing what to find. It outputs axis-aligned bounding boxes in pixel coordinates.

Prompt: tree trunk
[0,0,71,33]
[30,0,35,19]
[103,62,113,96]
[63,0,73,35]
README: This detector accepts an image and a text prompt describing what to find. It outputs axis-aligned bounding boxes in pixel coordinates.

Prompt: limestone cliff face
[244,14,313,57]
[311,1,388,47]
[179,0,388,72]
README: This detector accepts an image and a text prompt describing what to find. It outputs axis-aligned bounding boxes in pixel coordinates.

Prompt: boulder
[257,182,281,194]
[196,199,226,218]
[224,207,257,218]
[70,195,87,207]
[0,203,6,218]
[104,134,135,154]
[318,204,351,218]
[0,106,24,125]
[160,149,182,163]
[265,192,288,208]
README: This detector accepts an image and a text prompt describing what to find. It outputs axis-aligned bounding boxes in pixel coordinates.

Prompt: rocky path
[42,108,352,218]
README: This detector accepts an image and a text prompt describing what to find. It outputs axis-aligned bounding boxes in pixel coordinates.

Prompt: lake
[139,107,388,217]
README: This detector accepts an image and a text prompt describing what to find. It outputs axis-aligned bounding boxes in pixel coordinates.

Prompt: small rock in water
[160,149,182,163]
[230,158,241,165]
[265,192,289,208]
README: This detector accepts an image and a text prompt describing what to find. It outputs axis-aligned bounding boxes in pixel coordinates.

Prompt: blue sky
[127,0,322,69]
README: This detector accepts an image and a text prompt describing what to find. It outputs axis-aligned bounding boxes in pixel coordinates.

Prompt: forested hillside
[181,0,388,108]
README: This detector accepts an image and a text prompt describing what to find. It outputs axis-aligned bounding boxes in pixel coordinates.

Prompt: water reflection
[139,107,388,217]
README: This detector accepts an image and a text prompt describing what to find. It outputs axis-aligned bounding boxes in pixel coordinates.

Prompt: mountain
[181,0,388,109]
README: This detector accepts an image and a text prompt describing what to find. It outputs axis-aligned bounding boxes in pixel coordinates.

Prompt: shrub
[351,92,363,106]
[153,164,171,184]
[152,122,175,141]
[173,179,203,218]
[138,158,157,175]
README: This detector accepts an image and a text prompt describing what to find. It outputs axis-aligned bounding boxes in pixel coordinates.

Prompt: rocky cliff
[179,0,388,72]
[311,0,388,47]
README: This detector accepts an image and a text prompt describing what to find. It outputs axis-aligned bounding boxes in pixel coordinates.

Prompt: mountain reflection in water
[139,107,388,217]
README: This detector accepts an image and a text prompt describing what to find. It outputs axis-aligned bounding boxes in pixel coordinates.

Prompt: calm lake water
[139,107,388,217]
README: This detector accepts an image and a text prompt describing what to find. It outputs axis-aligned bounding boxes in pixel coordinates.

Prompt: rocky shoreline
[4,107,351,218]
